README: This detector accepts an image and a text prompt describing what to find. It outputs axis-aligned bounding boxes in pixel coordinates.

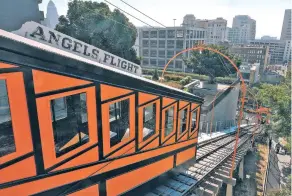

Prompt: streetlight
[173,19,176,27]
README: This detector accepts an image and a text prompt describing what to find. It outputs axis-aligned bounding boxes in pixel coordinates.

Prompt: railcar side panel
[106,156,174,196]
[0,31,203,195]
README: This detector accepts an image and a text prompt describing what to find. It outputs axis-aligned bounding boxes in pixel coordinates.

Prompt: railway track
[140,126,255,196]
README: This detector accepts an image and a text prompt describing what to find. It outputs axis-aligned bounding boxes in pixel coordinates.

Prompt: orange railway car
[0,30,203,195]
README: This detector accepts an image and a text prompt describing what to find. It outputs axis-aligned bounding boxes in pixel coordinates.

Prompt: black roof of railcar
[0,30,203,103]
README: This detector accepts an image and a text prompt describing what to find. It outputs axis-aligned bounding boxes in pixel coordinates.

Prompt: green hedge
[215,77,235,84]
[180,76,192,86]
[142,69,236,84]
[142,69,209,81]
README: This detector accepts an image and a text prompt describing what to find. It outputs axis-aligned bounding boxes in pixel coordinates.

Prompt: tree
[152,69,159,81]
[253,71,291,138]
[184,44,241,83]
[55,0,140,64]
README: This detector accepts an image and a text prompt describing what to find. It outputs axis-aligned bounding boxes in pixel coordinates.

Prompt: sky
[39,0,292,39]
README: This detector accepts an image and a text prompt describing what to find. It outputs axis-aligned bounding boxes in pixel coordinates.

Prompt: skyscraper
[280,9,291,41]
[46,0,59,29]
[182,15,227,44]
[228,15,256,44]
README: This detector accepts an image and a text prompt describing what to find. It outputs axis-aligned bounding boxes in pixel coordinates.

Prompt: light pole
[173,19,176,27]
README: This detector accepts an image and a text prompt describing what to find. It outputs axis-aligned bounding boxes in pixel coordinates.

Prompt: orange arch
[161,45,247,178]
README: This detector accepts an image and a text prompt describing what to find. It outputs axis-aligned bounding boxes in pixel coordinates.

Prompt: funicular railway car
[0,29,203,196]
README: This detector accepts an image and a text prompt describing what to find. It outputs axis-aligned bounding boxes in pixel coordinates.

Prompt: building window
[167,30,175,38]
[158,60,166,67]
[143,49,149,56]
[142,103,156,141]
[0,80,15,157]
[142,58,149,65]
[51,93,89,156]
[142,40,149,47]
[164,106,174,137]
[186,41,189,49]
[158,50,165,58]
[167,50,174,58]
[159,30,166,38]
[167,40,175,48]
[176,30,184,38]
[176,40,184,49]
[191,110,197,131]
[150,59,157,66]
[190,31,193,38]
[179,108,188,133]
[175,61,183,69]
[150,50,157,57]
[150,40,157,48]
[150,31,158,38]
[186,30,190,38]
[143,31,149,38]
[109,99,130,147]
[159,40,165,48]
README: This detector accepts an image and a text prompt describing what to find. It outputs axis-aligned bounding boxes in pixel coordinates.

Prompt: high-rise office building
[249,40,291,65]
[0,0,44,31]
[182,14,196,27]
[182,15,227,44]
[46,0,59,29]
[280,9,292,41]
[137,26,206,71]
[228,15,256,44]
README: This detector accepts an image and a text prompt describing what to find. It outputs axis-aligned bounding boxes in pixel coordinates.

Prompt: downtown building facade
[248,39,291,65]
[138,26,206,71]
[229,45,269,73]
[182,15,228,45]
[227,15,256,44]
[0,0,44,31]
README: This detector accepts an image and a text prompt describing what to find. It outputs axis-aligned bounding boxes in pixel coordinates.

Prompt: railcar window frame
[108,98,131,148]
[101,94,135,157]
[0,79,16,158]
[138,99,160,148]
[50,92,89,157]
[161,102,177,143]
[189,106,200,136]
[36,86,98,169]
[0,71,34,165]
[177,104,190,139]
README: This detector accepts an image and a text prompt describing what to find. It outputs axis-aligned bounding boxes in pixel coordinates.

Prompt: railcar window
[142,103,156,141]
[164,106,174,137]
[191,110,197,131]
[109,99,130,147]
[51,93,89,156]
[0,80,15,157]
[179,108,188,133]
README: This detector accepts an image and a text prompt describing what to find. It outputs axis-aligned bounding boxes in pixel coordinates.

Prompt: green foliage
[253,71,291,138]
[215,77,235,84]
[268,175,291,196]
[184,44,241,83]
[179,76,192,86]
[164,74,184,81]
[142,69,209,81]
[55,0,140,64]
[152,69,159,81]
[143,75,152,80]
